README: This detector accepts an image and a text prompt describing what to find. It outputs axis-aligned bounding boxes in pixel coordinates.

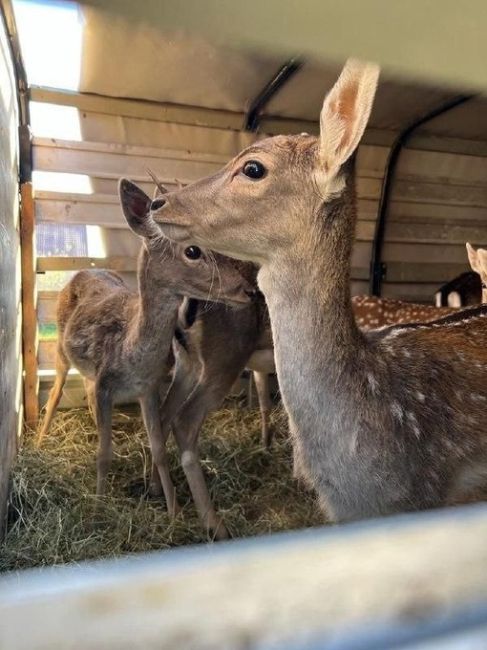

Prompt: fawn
[151,59,487,523]
[38,179,252,513]
[152,292,270,538]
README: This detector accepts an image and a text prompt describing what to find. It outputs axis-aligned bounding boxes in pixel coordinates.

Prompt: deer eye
[242,160,266,180]
[184,246,202,260]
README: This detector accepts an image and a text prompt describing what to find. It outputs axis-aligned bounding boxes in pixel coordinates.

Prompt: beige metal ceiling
[79,5,487,141]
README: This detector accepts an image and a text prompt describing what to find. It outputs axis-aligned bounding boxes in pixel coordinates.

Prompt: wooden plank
[397,148,487,186]
[356,145,390,178]
[38,340,56,369]
[35,192,126,228]
[388,200,487,225]
[383,222,487,246]
[407,133,487,158]
[32,138,225,185]
[384,262,470,284]
[382,242,472,265]
[33,137,232,165]
[37,256,138,273]
[20,183,39,426]
[356,177,382,201]
[2,504,487,650]
[37,291,58,325]
[392,179,487,208]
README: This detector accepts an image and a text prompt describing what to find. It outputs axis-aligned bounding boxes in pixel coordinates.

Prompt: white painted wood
[1,506,486,650]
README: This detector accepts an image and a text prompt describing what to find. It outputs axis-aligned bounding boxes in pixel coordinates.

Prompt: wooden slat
[37,256,138,272]
[397,148,487,186]
[387,222,487,246]
[384,262,470,284]
[356,177,382,201]
[33,137,231,164]
[32,138,225,185]
[383,242,472,264]
[38,340,56,369]
[20,183,39,426]
[392,179,487,208]
[35,191,125,228]
[388,200,487,225]
[37,291,57,325]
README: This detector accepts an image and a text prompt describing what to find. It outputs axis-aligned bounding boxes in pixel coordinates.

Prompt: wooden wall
[0,11,20,533]
[382,146,487,300]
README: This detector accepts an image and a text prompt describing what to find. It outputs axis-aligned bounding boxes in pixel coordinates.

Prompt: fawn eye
[184,246,202,260]
[151,198,165,211]
[242,160,266,180]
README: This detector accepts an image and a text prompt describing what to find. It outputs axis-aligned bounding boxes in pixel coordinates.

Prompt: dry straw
[2,402,322,571]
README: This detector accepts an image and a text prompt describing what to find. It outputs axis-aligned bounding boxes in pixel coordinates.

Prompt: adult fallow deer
[151,59,487,523]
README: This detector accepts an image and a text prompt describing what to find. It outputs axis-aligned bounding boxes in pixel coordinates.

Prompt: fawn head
[466,242,487,301]
[151,59,379,265]
[119,179,253,305]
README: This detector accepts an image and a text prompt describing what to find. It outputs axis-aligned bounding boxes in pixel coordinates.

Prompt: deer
[38,178,254,517]
[148,294,272,539]
[466,242,487,303]
[435,271,481,307]
[151,58,487,524]
[351,295,458,330]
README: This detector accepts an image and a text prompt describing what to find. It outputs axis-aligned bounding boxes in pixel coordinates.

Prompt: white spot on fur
[367,373,378,394]
[416,392,426,403]
[391,401,404,423]
[471,394,486,402]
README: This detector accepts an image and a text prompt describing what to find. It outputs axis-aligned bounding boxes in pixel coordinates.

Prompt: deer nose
[151,198,166,211]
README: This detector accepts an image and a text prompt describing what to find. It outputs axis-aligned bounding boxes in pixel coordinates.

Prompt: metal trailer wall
[0,6,20,533]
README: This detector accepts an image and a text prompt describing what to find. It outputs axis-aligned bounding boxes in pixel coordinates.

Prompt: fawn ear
[466,242,481,274]
[119,178,158,238]
[477,247,487,276]
[319,58,379,177]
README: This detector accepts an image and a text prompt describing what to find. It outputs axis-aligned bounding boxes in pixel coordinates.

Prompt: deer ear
[119,178,157,238]
[466,242,481,274]
[319,58,379,177]
[477,247,487,276]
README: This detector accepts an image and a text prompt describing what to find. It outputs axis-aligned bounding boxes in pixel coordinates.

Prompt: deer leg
[84,378,97,425]
[140,390,180,516]
[174,410,229,540]
[150,339,202,499]
[253,370,272,448]
[94,384,113,496]
[37,345,69,445]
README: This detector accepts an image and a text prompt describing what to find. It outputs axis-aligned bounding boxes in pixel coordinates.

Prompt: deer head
[466,242,487,302]
[119,178,253,305]
[151,59,379,266]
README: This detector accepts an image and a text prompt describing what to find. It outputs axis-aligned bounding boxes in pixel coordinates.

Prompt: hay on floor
[2,401,322,571]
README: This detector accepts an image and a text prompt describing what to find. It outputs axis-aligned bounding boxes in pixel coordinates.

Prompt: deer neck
[128,246,181,357]
[258,174,365,430]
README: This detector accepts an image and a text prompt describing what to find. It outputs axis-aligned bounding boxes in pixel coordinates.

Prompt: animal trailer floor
[1,401,322,571]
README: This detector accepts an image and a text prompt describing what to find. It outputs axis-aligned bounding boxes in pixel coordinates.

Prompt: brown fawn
[151,59,487,523]
[38,179,253,514]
